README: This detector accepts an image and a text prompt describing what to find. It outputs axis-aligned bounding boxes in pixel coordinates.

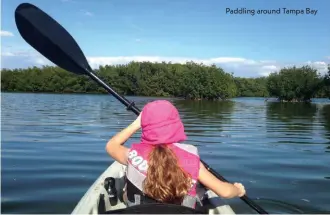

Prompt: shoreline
[1,91,329,102]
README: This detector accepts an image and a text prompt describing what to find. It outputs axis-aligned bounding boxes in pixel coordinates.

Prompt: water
[1,93,330,214]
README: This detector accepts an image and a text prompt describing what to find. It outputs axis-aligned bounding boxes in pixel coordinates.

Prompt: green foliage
[323,65,330,99]
[266,65,323,102]
[314,64,330,98]
[1,62,329,102]
[0,62,237,100]
[234,77,269,97]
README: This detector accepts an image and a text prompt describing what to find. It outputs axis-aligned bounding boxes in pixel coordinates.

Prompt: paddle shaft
[88,71,140,115]
[88,69,268,214]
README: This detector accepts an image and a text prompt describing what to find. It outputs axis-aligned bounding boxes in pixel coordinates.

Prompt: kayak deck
[71,161,236,214]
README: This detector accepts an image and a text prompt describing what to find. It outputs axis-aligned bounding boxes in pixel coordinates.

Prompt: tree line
[1,61,330,102]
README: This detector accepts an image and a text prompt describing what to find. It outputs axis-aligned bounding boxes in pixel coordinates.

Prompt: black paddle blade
[14,3,92,75]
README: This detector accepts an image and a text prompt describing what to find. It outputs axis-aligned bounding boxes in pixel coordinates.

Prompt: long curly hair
[142,144,192,204]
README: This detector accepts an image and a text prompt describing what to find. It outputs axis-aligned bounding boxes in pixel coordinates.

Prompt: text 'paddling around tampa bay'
[226,8,318,16]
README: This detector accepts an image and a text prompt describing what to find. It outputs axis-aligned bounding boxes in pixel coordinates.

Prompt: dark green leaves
[266,65,325,102]
[2,62,329,102]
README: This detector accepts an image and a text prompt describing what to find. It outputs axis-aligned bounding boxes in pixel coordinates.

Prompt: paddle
[14,3,268,214]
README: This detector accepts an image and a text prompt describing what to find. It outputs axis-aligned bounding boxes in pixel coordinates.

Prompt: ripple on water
[1,94,330,213]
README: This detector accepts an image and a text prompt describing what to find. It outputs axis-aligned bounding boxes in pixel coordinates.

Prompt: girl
[106,100,245,208]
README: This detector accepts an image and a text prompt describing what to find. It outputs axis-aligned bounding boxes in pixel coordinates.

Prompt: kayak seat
[125,179,206,206]
[104,203,207,214]
[110,179,208,214]
[125,179,161,204]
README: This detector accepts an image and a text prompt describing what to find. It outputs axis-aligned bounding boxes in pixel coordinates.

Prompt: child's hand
[131,112,142,129]
[234,183,246,197]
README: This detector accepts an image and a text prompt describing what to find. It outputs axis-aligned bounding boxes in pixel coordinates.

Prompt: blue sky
[1,0,329,77]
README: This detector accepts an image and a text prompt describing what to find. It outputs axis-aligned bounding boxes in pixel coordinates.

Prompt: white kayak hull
[71,161,236,214]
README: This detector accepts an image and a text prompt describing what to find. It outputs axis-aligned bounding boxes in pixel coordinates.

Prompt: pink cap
[140,100,187,145]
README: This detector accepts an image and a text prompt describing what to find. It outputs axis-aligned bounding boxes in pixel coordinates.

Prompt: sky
[1,0,329,77]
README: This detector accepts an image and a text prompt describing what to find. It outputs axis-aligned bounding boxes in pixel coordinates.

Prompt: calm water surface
[1,93,330,214]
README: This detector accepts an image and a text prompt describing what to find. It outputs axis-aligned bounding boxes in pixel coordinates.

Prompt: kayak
[71,161,236,214]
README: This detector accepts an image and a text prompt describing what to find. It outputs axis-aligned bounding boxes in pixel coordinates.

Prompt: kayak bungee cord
[14,3,268,214]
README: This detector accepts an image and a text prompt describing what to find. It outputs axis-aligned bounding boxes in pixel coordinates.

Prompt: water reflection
[266,102,317,136]
[173,100,235,134]
[320,105,330,153]
[173,100,235,119]
[96,96,178,125]
[320,104,330,133]
[266,102,317,122]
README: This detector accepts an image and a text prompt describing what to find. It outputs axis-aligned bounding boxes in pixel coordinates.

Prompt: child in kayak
[105,100,246,208]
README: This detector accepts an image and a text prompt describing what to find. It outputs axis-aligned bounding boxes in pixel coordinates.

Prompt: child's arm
[105,114,141,165]
[198,162,246,198]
